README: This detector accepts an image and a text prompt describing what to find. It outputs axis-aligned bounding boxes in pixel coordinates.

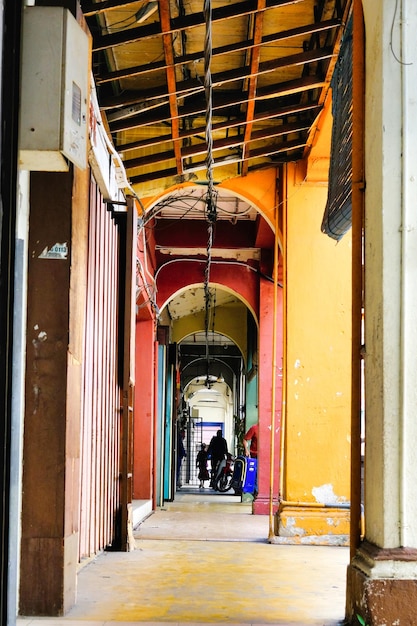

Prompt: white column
[363,0,417,549]
[398,0,417,548]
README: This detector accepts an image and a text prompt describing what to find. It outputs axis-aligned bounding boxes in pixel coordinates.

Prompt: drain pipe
[268,168,281,541]
[279,164,288,513]
[278,499,351,510]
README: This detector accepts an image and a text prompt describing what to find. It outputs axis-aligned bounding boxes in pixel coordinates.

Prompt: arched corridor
[17,493,349,625]
[5,1,417,624]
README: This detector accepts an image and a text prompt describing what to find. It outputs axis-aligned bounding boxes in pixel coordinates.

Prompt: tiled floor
[17,492,349,625]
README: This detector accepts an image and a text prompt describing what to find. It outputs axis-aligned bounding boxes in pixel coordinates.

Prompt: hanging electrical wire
[204,0,215,218]
[203,0,216,385]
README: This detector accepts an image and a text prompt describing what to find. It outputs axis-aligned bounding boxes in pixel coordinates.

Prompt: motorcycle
[214,454,234,492]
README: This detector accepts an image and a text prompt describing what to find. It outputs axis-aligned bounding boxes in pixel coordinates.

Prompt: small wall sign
[38,242,68,260]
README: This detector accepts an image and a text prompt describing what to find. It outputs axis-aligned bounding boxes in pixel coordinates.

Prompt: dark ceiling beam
[101,46,334,110]
[256,75,325,99]
[109,75,324,132]
[122,119,310,169]
[116,102,321,153]
[241,0,266,177]
[127,137,306,185]
[180,102,319,140]
[118,133,173,153]
[130,166,179,185]
[100,78,201,110]
[92,0,303,51]
[81,0,140,16]
[95,18,341,84]
[183,138,306,172]
[159,0,182,176]
[179,120,312,160]
[125,148,176,169]
[111,104,171,131]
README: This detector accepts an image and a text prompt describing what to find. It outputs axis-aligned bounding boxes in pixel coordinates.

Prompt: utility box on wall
[19,6,89,171]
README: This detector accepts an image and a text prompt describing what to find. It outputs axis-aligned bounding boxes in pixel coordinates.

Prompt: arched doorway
[133,179,282,515]
[157,283,259,499]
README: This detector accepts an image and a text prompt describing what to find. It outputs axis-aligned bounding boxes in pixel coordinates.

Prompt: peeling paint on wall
[280,516,306,537]
[326,517,342,527]
[312,483,341,504]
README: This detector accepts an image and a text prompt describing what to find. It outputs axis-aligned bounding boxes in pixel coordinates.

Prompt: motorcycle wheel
[216,473,233,492]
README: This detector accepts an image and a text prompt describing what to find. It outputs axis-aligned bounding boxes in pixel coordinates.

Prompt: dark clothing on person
[207,430,228,485]
[196,446,210,485]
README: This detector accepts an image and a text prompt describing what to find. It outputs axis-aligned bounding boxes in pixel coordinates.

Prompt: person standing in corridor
[207,429,228,488]
[196,443,210,489]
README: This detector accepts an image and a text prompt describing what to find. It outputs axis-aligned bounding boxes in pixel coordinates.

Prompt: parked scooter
[230,455,257,496]
[214,454,258,495]
[214,454,234,492]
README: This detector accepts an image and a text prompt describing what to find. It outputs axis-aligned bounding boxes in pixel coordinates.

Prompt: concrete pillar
[19,167,88,616]
[253,276,282,515]
[19,171,81,616]
[347,1,417,622]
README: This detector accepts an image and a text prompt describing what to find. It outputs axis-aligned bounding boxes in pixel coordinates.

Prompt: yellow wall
[279,103,352,539]
[172,301,248,363]
[285,168,352,498]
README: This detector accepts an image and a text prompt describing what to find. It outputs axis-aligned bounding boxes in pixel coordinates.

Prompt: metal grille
[321,16,353,241]
[79,179,122,559]
[180,422,223,486]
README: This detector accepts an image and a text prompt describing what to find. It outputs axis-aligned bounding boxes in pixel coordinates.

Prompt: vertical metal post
[268,171,280,540]
[350,0,365,558]
[120,198,136,551]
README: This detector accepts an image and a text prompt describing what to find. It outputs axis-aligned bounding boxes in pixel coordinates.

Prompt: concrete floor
[17,491,349,626]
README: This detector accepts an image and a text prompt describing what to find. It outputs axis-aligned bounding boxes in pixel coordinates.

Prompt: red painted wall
[156,260,259,317]
[133,318,155,500]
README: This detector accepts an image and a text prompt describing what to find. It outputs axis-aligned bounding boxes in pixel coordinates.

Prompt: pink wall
[133,318,155,500]
[254,276,283,514]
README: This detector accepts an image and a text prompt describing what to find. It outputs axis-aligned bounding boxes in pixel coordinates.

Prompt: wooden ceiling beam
[129,166,179,185]
[126,137,305,183]
[179,120,312,159]
[95,18,340,84]
[125,148,176,169]
[81,0,140,16]
[159,0,182,176]
[101,46,333,110]
[123,120,310,170]
[181,138,306,173]
[116,102,321,153]
[179,102,320,140]
[92,0,303,51]
[241,0,266,176]
[110,76,323,133]
[256,75,325,99]
[109,77,322,133]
